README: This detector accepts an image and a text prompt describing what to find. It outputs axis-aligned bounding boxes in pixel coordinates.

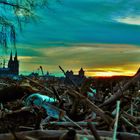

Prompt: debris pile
[0,68,140,140]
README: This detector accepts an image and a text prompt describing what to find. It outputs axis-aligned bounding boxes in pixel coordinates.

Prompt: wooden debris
[0,71,139,139]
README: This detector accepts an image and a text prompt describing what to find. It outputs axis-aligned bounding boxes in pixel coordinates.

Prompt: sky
[2,0,140,76]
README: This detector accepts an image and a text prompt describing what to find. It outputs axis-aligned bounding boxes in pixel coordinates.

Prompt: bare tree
[0,0,54,49]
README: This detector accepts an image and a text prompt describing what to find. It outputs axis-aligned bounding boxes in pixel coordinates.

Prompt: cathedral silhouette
[0,51,19,77]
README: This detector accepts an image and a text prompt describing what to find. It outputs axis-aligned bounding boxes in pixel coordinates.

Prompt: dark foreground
[0,73,139,140]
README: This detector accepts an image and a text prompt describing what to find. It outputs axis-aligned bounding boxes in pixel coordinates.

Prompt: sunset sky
[3,0,140,76]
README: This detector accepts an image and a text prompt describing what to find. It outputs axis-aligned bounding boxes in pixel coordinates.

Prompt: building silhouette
[65,68,86,86]
[0,51,19,77]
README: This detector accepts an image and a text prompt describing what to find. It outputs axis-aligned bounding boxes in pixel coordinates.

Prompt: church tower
[79,68,85,77]
[8,51,14,70]
[8,51,19,75]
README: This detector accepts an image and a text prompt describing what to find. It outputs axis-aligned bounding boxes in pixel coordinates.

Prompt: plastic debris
[25,93,57,106]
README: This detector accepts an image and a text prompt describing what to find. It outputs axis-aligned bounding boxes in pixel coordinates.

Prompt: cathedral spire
[14,50,17,61]
[3,59,5,68]
[10,51,13,61]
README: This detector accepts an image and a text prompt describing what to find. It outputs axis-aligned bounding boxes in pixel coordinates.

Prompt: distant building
[0,51,19,77]
[28,72,39,77]
[65,68,86,86]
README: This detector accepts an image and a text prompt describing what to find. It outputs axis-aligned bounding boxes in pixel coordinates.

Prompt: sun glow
[86,70,135,77]
[94,72,120,77]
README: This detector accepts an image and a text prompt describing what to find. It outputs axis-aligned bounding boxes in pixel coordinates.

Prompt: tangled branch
[0,0,52,48]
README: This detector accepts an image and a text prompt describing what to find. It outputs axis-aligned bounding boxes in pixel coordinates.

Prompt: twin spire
[10,50,18,61]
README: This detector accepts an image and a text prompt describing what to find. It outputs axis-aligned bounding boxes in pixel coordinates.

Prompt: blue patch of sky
[16,0,140,47]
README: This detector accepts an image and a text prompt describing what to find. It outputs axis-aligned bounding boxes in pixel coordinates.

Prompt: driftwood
[121,116,140,133]
[23,76,54,95]
[46,122,98,127]
[0,130,139,140]
[67,88,113,126]
[100,72,140,107]
[55,67,113,126]
[113,101,120,140]
[0,86,35,103]
[0,106,44,132]
[0,68,139,139]
[59,66,79,90]
[87,122,101,140]
[123,111,140,123]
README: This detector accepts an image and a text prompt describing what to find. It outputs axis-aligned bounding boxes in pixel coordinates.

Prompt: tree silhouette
[0,0,53,49]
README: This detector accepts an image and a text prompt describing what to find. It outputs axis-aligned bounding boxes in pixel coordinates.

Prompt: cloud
[2,0,140,76]
[16,0,140,45]
[114,16,140,26]
[18,43,140,76]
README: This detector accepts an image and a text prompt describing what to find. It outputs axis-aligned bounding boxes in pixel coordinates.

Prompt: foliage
[0,0,49,48]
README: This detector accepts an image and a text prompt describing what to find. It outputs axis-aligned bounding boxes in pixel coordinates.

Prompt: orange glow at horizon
[85,70,136,77]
